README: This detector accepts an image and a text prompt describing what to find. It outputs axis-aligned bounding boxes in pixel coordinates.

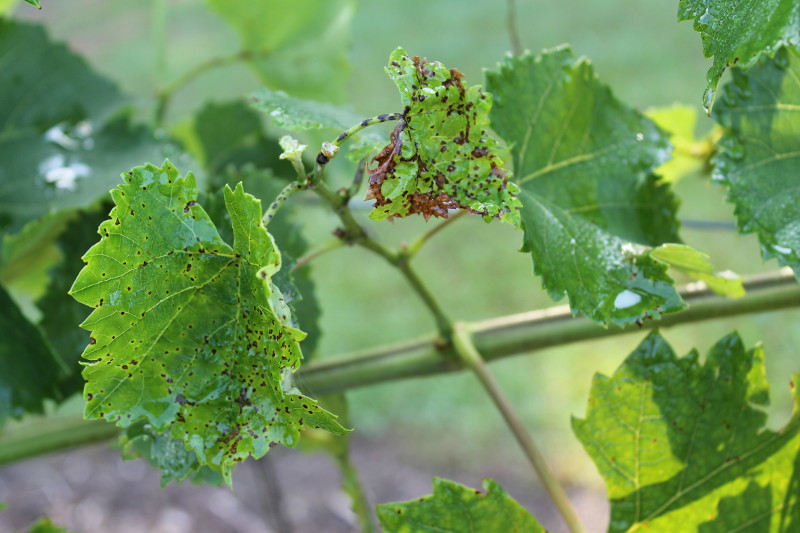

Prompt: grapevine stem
[261,180,305,226]
[453,323,586,533]
[312,181,453,340]
[506,0,523,56]
[154,49,261,124]
[331,113,403,149]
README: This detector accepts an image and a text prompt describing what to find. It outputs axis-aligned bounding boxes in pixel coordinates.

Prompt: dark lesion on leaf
[366,53,516,222]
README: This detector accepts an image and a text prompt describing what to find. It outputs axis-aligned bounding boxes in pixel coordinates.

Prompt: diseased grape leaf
[70,160,346,484]
[119,420,223,487]
[0,20,176,232]
[649,244,744,298]
[185,102,322,359]
[377,477,546,533]
[677,0,800,108]
[573,332,800,532]
[0,284,65,427]
[365,48,521,225]
[207,0,354,103]
[712,46,800,278]
[250,88,386,161]
[486,47,684,326]
[203,167,322,359]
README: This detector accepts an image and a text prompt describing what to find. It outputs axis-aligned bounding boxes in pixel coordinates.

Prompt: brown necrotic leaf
[70,160,346,484]
[366,48,521,226]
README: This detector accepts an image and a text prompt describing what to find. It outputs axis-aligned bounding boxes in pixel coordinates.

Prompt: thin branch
[3,270,797,464]
[506,0,524,56]
[291,238,345,272]
[406,210,467,258]
[297,268,800,395]
[261,180,305,226]
[312,182,454,340]
[154,49,260,124]
[453,323,585,533]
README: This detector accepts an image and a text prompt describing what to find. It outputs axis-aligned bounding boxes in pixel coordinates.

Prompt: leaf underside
[677,0,800,106]
[712,46,800,278]
[377,477,546,533]
[574,332,800,532]
[486,47,684,326]
[366,48,521,225]
[70,160,345,483]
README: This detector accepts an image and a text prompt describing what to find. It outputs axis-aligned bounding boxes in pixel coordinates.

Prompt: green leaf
[649,244,744,298]
[712,47,800,278]
[250,88,386,160]
[37,208,111,395]
[70,160,346,484]
[207,0,354,102]
[486,47,684,326]
[0,209,75,308]
[677,0,800,109]
[366,48,521,225]
[573,332,800,532]
[191,100,288,180]
[0,21,174,232]
[0,284,65,426]
[376,477,546,533]
[119,421,223,487]
[22,0,40,8]
[203,167,323,359]
[646,104,716,183]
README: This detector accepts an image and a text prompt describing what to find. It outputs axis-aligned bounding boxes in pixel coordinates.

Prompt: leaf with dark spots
[367,48,521,226]
[377,478,546,532]
[70,160,346,485]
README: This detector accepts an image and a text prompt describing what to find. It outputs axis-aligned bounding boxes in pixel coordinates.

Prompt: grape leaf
[712,47,800,278]
[365,48,521,225]
[645,105,717,183]
[191,101,288,179]
[377,477,546,533]
[573,332,800,532]
[184,103,322,358]
[250,88,386,161]
[119,420,222,487]
[0,20,174,232]
[486,47,684,326]
[70,160,347,484]
[203,167,322,359]
[677,0,800,109]
[207,0,354,103]
[0,209,75,307]
[36,208,110,395]
[22,0,40,8]
[649,244,744,298]
[0,284,65,427]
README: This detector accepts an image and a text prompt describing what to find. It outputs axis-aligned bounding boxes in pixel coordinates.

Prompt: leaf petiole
[261,179,305,226]
[314,113,403,167]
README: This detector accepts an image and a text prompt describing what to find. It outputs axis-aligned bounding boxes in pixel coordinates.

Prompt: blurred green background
[11,0,800,490]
